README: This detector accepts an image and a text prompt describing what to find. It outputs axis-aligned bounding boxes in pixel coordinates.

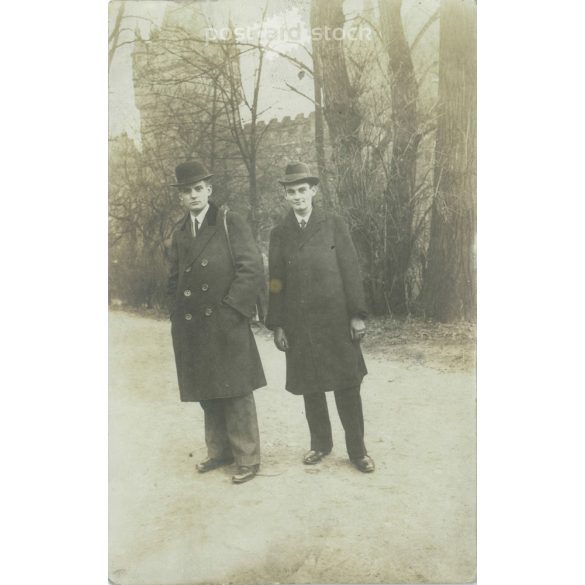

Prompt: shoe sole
[352,462,375,473]
[232,474,256,484]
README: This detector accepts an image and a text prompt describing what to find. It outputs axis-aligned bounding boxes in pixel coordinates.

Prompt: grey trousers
[303,386,367,460]
[199,393,261,466]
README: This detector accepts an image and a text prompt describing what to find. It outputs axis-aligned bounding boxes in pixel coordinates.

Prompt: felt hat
[171,160,213,187]
[278,162,319,186]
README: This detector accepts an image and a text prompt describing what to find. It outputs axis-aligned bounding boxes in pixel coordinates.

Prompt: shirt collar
[190,204,209,226]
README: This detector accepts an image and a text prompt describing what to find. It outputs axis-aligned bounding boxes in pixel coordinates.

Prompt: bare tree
[109,2,157,70]
[109,133,181,308]
[109,2,125,71]
[311,0,394,316]
[311,0,364,211]
[309,3,334,208]
[135,6,279,238]
[308,0,443,315]
[378,0,421,315]
[421,0,476,321]
[213,19,271,238]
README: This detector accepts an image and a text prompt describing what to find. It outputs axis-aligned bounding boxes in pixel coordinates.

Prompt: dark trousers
[303,386,366,460]
[199,393,260,467]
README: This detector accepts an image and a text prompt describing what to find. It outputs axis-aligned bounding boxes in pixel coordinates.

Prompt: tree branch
[282,82,316,105]
[410,8,440,52]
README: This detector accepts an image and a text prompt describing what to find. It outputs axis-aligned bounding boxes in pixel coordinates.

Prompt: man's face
[178,180,212,214]
[284,181,317,216]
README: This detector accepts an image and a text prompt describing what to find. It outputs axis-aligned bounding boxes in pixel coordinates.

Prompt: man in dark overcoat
[266,162,375,473]
[167,160,266,484]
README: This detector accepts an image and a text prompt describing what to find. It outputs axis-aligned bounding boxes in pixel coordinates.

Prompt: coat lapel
[296,207,326,249]
[284,209,301,236]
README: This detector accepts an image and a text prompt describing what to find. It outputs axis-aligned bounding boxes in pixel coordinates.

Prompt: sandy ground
[109,311,476,585]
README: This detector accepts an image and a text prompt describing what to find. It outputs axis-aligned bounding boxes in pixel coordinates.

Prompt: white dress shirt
[294,208,312,228]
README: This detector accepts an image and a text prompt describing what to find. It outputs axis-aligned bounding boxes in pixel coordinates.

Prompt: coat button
[204,307,213,317]
[184,289,192,297]
[185,313,192,321]
[201,283,209,292]
[201,258,208,267]
[185,266,192,273]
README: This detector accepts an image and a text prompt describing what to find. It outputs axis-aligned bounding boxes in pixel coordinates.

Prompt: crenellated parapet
[243,112,322,151]
[245,111,316,132]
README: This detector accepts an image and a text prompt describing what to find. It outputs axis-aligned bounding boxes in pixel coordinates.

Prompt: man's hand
[274,327,289,352]
[350,317,366,342]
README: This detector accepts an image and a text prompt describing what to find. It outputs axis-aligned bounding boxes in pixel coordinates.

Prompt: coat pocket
[217,303,245,332]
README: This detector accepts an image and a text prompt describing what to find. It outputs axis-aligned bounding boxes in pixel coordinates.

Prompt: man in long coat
[266,162,375,473]
[168,160,266,484]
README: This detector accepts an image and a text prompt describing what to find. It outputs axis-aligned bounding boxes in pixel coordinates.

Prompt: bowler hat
[278,162,319,186]
[171,160,213,187]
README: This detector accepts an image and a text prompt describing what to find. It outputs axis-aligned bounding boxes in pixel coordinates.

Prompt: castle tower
[131,1,242,174]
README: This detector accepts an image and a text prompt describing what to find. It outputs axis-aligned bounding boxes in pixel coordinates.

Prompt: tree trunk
[311,0,363,211]
[310,2,334,209]
[311,0,392,314]
[248,150,259,239]
[379,0,420,315]
[421,0,476,322]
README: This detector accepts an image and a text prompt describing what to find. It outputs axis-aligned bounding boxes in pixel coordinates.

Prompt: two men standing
[167,160,375,483]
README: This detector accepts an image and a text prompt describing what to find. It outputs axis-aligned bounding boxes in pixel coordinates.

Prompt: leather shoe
[351,455,375,473]
[232,464,259,484]
[303,449,330,465]
[196,456,234,473]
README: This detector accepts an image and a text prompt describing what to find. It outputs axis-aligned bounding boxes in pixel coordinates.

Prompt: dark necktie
[193,218,199,237]
[299,219,307,230]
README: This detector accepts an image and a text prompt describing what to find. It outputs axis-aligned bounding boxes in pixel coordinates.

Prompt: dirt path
[109,311,475,585]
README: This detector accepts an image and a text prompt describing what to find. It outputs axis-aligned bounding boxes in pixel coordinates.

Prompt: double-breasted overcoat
[266,208,367,395]
[167,203,266,402]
